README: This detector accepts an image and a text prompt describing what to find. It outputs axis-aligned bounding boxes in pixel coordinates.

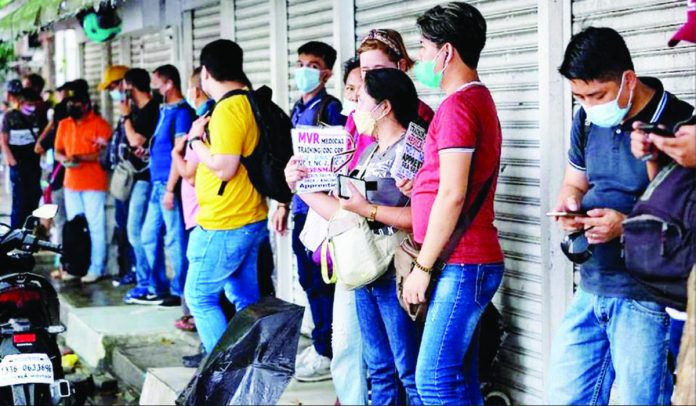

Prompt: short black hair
[23,73,45,93]
[559,27,634,83]
[342,57,360,84]
[364,69,419,129]
[153,64,182,91]
[124,68,151,92]
[18,88,40,103]
[199,39,251,87]
[298,41,337,70]
[417,2,487,69]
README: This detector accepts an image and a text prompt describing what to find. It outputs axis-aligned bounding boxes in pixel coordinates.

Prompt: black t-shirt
[2,109,47,166]
[39,100,68,152]
[125,98,160,182]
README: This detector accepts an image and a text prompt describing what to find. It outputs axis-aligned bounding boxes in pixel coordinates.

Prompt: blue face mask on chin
[294,67,322,94]
[583,72,634,128]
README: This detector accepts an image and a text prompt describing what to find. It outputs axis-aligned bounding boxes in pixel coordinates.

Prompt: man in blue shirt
[272,41,344,382]
[133,65,195,306]
[549,27,693,405]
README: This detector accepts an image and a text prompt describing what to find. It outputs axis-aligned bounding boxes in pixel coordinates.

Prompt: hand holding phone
[545,211,586,217]
[337,175,367,199]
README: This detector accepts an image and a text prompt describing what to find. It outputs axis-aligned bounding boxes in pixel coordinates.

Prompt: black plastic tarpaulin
[176,297,304,405]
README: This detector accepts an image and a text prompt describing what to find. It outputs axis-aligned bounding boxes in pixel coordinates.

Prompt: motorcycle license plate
[0,353,53,386]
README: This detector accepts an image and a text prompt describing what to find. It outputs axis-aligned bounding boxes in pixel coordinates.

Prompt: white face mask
[583,72,634,128]
[341,99,357,116]
[185,88,197,110]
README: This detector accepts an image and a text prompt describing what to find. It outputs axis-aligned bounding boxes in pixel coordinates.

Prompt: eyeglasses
[560,228,594,264]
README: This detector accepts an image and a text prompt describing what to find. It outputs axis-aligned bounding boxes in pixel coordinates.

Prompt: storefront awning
[0,0,116,41]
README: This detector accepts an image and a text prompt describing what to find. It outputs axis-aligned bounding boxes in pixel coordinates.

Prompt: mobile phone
[635,123,674,137]
[337,175,367,199]
[545,211,586,217]
[125,89,132,100]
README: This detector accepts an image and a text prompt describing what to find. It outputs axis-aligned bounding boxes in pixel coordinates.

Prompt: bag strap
[16,112,39,141]
[437,159,499,264]
[312,95,339,126]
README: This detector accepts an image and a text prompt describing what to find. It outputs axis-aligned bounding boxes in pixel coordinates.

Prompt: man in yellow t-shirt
[185,39,269,354]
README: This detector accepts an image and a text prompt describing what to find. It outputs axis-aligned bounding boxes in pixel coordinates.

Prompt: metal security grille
[81,41,104,115]
[193,2,220,67]
[130,28,174,73]
[235,0,272,89]
[354,1,544,403]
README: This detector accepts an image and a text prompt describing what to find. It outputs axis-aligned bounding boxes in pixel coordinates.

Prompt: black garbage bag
[176,297,304,406]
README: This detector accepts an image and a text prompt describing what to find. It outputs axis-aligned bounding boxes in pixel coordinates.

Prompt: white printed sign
[292,127,349,194]
[0,353,54,387]
[392,122,427,181]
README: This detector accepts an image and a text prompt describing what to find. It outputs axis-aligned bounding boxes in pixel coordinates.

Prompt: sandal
[175,315,196,332]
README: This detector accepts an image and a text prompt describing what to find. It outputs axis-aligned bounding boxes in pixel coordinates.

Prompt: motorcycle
[0,205,72,405]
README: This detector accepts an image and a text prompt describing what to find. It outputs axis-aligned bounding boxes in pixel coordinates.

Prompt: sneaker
[80,274,102,284]
[294,346,331,382]
[159,295,182,307]
[128,293,166,305]
[123,287,150,304]
[112,271,137,287]
[295,345,314,369]
[182,351,207,368]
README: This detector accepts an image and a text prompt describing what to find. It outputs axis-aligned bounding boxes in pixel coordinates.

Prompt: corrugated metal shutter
[192,2,220,67]
[235,0,272,89]
[573,0,695,104]
[109,38,123,126]
[355,1,543,404]
[81,41,104,115]
[130,28,175,73]
[286,0,336,108]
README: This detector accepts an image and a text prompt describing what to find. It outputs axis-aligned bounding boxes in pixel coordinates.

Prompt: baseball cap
[4,79,23,94]
[98,65,129,91]
[669,0,696,47]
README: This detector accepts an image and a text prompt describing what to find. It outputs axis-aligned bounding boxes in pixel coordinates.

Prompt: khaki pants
[674,268,696,405]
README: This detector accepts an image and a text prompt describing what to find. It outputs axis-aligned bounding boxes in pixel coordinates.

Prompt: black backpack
[212,86,294,203]
[61,215,91,277]
[622,162,696,310]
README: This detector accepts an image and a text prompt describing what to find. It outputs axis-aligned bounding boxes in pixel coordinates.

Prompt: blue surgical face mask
[196,99,214,117]
[110,90,125,102]
[294,67,322,94]
[583,72,634,128]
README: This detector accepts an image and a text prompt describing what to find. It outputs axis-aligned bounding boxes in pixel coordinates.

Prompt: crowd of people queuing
[1,1,695,404]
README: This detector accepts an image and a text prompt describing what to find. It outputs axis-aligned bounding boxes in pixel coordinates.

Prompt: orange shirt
[54,112,112,191]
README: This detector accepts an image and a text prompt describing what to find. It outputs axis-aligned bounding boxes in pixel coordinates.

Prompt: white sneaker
[294,346,331,382]
[295,345,314,369]
[80,274,102,284]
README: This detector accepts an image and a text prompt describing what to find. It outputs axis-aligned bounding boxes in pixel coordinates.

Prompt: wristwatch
[188,136,204,149]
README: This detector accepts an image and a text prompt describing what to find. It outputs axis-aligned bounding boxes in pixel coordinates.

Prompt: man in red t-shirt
[403,3,504,405]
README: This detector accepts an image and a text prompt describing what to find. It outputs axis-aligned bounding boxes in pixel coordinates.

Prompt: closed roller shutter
[192,2,221,67]
[235,0,272,89]
[81,41,105,115]
[109,38,123,126]
[286,0,336,108]
[573,0,695,104]
[130,28,175,73]
[355,1,543,404]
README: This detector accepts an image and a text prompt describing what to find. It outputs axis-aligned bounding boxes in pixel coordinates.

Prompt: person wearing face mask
[135,65,195,307]
[272,40,344,383]
[113,68,165,303]
[402,4,504,404]
[340,57,362,117]
[0,85,48,228]
[547,27,693,405]
[346,29,435,175]
[54,91,112,283]
[98,65,136,286]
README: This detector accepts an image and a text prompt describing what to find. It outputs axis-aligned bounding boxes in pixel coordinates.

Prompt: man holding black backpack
[185,39,273,353]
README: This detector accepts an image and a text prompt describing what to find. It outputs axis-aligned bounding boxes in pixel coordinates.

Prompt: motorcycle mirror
[32,204,58,220]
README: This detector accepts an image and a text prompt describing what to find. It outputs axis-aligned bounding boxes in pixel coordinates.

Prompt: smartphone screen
[337,175,367,199]
[636,123,674,137]
[545,211,586,217]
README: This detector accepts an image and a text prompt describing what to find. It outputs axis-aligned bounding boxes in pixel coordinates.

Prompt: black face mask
[68,105,84,120]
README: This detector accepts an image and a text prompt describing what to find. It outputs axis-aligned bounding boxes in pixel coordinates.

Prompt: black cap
[4,79,22,95]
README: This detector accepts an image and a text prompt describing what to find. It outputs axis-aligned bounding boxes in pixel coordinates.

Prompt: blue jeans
[64,189,107,278]
[357,270,422,405]
[9,163,41,229]
[127,181,163,291]
[141,182,187,296]
[292,212,334,358]
[185,221,268,352]
[416,263,504,405]
[331,283,368,405]
[548,288,673,405]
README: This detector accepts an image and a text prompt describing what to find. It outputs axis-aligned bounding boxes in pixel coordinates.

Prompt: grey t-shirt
[353,135,409,208]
